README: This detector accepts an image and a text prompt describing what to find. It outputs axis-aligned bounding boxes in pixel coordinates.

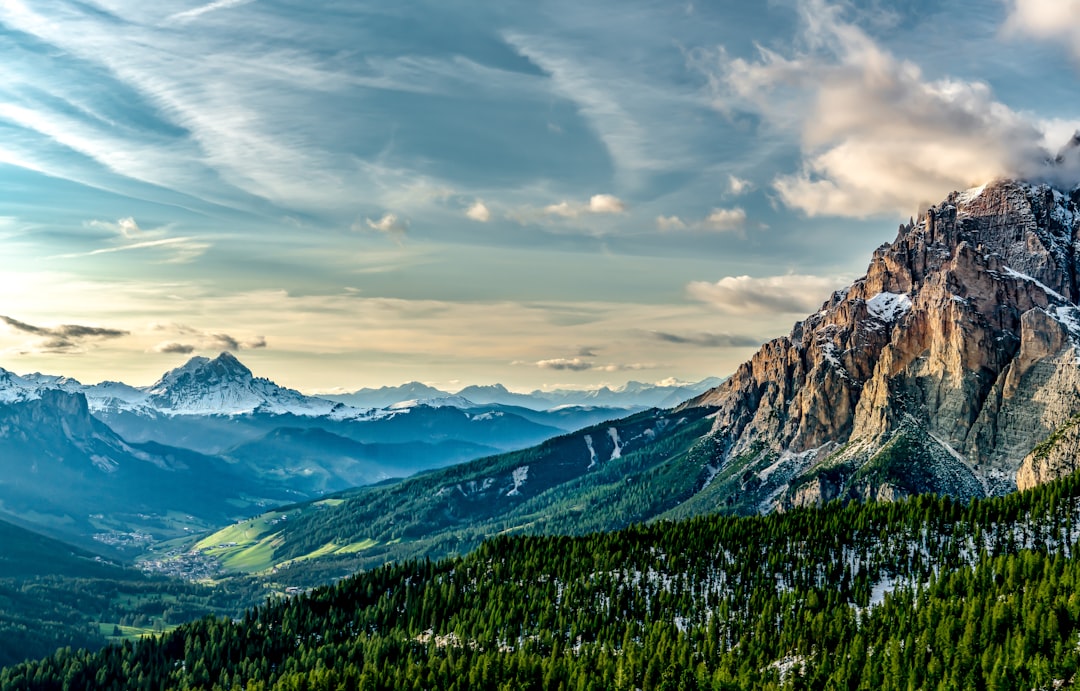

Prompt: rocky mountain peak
[145,352,334,416]
[687,178,1080,512]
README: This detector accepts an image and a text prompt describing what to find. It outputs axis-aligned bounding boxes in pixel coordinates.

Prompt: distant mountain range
[320,376,724,411]
[0,352,721,551]
[1,352,721,416]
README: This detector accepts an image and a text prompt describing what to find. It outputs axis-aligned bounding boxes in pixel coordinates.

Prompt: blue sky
[0,0,1078,392]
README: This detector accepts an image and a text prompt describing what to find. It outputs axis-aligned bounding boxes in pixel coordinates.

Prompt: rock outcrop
[684,179,1080,511]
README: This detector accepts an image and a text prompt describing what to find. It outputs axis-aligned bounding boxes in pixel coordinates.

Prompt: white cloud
[703,207,747,232]
[707,0,1071,218]
[686,273,847,315]
[728,175,752,195]
[1003,0,1080,59]
[539,194,627,220]
[362,213,407,235]
[587,193,626,214]
[536,357,592,371]
[533,357,651,372]
[656,208,749,232]
[543,201,578,218]
[466,200,491,222]
[656,215,687,231]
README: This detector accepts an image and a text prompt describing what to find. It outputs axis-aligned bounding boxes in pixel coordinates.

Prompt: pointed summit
[153,352,254,389]
[683,177,1080,511]
[146,352,334,416]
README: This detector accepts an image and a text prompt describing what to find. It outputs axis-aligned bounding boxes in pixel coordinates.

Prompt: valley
[0,352,715,555]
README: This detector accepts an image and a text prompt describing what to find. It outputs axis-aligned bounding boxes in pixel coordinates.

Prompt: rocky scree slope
[684,179,1080,510]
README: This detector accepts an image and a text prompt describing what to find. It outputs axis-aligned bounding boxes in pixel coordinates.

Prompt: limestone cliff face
[1016,415,1080,491]
[685,179,1080,511]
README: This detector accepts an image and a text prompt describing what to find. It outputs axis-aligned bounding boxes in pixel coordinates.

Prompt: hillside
[141,406,719,582]
[10,469,1080,689]
[0,518,259,669]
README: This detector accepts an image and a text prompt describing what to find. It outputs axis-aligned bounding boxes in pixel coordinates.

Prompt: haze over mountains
[0,351,717,552]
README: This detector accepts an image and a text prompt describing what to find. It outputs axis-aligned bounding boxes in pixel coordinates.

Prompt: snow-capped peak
[388,395,476,410]
[143,352,338,417]
[0,367,44,404]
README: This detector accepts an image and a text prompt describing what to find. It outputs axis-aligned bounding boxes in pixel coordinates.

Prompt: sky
[0,0,1079,393]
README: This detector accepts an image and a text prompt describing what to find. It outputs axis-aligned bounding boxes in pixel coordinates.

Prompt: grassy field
[172,502,384,574]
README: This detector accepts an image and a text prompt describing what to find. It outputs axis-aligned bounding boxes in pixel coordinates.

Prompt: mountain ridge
[681,177,1080,509]
[0,353,721,417]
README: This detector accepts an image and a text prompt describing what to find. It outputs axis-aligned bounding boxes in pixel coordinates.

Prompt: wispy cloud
[1,315,128,354]
[54,217,210,263]
[649,330,762,348]
[151,323,267,354]
[502,29,713,189]
[167,0,255,24]
[527,357,653,372]
[686,273,847,315]
[0,0,371,214]
[360,212,408,236]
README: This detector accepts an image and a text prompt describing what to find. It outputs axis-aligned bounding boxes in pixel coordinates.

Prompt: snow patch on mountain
[584,434,598,469]
[954,183,986,206]
[607,428,623,460]
[507,466,529,496]
[1002,267,1068,302]
[865,292,911,322]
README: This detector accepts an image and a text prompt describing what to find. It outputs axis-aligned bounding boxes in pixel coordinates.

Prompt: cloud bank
[1003,0,1080,60]
[709,0,1080,218]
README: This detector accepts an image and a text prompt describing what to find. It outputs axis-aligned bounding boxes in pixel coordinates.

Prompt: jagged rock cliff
[685,179,1080,511]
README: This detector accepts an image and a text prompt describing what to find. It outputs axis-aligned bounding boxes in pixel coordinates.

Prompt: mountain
[144,406,719,580]
[1,353,341,418]
[679,178,1080,511]
[220,427,497,495]
[162,177,1080,583]
[324,377,725,411]
[321,381,449,409]
[0,389,303,547]
[142,352,338,416]
[0,354,635,550]
[452,378,725,410]
[0,516,127,582]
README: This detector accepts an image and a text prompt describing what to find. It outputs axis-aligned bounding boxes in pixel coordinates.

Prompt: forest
[5,468,1080,689]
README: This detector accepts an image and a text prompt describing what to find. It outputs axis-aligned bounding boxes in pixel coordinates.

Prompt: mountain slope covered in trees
[143,406,720,583]
[9,469,1080,689]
